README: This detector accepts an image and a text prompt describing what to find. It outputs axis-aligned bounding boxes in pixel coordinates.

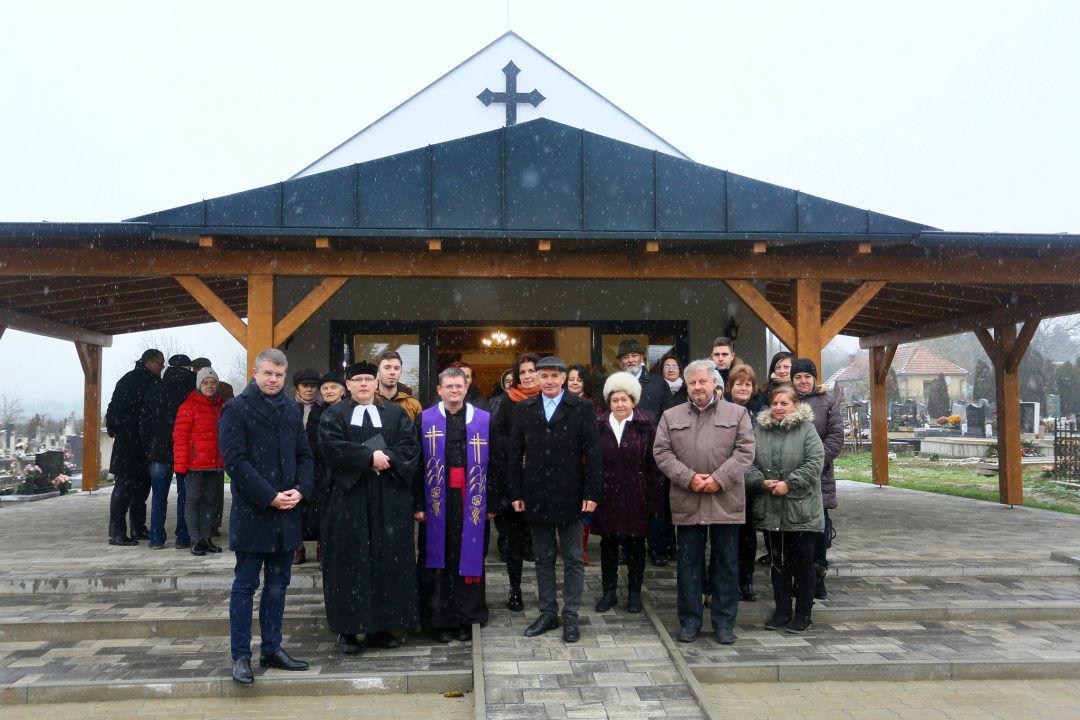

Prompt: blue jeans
[676,524,739,633]
[149,462,188,546]
[230,550,293,659]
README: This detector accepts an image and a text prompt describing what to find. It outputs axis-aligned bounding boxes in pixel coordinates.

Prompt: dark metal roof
[127,118,935,238]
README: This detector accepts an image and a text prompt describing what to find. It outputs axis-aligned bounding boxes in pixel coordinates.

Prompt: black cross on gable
[476,61,545,126]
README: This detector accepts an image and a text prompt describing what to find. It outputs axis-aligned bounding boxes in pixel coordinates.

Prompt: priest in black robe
[319,360,421,653]
[414,366,500,643]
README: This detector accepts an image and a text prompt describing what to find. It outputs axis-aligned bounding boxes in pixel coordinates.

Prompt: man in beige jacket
[653,359,755,645]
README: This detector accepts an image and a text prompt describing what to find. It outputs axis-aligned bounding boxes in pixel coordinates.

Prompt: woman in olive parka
[745,385,824,635]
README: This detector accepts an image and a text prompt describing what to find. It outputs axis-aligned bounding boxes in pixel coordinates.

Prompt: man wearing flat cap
[508,356,602,643]
[318,360,421,654]
[140,353,196,549]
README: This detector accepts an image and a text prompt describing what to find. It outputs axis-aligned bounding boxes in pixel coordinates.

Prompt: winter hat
[190,357,212,370]
[168,354,192,368]
[345,361,379,380]
[292,368,321,387]
[603,371,642,405]
[319,371,345,388]
[616,339,646,359]
[196,367,219,387]
[790,358,818,379]
[535,356,568,372]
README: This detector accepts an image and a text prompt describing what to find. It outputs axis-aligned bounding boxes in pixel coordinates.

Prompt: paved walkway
[3,479,1080,718]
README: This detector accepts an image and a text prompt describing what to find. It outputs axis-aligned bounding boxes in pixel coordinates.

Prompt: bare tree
[135,331,186,364]
[1,393,24,427]
[226,351,250,390]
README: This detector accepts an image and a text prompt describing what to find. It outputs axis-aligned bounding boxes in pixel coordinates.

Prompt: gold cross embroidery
[424,425,444,456]
[468,432,488,465]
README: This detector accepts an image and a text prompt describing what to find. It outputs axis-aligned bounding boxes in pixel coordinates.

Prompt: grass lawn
[834,452,1080,515]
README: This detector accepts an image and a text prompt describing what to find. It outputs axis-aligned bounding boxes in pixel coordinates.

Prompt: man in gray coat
[654,359,755,645]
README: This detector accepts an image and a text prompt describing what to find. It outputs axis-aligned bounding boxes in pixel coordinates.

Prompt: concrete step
[671,616,1080,683]
[0,631,472,705]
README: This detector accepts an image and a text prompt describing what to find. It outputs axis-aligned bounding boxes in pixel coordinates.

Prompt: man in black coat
[616,339,666,421]
[105,348,164,545]
[140,354,196,549]
[218,348,314,686]
[508,356,602,644]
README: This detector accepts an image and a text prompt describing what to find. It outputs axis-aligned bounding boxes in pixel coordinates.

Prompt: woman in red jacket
[174,367,225,556]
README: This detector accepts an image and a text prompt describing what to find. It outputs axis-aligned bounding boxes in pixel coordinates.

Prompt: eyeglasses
[348,376,376,383]
[662,364,680,370]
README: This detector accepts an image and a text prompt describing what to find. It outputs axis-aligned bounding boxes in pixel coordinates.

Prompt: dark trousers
[108,469,150,538]
[501,511,530,587]
[813,509,833,568]
[738,509,758,586]
[647,479,675,561]
[766,530,817,618]
[230,550,293,659]
[184,470,223,542]
[600,534,645,593]
[530,519,585,620]
[150,462,187,546]
[676,524,739,633]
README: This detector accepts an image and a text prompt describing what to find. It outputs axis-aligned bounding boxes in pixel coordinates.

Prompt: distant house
[824,345,969,404]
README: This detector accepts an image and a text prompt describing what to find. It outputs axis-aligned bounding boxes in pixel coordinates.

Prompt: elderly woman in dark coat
[591,372,665,614]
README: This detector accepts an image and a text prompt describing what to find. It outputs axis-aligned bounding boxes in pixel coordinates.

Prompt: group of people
[106,335,843,686]
[105,351,233,556]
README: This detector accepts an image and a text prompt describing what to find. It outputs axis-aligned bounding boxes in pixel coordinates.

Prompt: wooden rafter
[725,280,796,350]
[0,306,112,346]
[174,275,248,344]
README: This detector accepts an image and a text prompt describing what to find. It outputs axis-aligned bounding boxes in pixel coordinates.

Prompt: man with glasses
[319,360,421,654]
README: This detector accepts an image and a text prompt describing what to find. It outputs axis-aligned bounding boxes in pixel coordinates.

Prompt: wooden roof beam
[725,280,796,350]
[0,306,112,346]
[273,277,349,345]
[820,281,886,345]
[860,294,1080,349]
[174,275,248,344]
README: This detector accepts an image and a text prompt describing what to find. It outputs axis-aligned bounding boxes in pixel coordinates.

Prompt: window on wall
[599,332,677,374]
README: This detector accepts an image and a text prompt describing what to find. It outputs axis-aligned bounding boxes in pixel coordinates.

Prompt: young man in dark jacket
[219,348,314,686]
[508,356,602,644]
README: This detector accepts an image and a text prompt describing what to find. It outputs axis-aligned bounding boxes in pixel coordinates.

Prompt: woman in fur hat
[590,372,665,614]
[745,385,824,635]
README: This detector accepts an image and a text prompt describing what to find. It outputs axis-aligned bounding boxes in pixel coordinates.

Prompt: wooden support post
[74,342,102,492]
[174,276,248,344]
[792,279,823,372]
[724,280,796,350]
[993,324,1023,505]
[870,344,897,488]
[246,275,275,374]
[821,281,886,346]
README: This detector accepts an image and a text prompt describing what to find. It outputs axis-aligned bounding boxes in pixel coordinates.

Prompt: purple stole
[421,403,490,578]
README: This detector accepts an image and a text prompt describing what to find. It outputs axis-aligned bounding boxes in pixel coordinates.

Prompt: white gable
[293,31,688,179]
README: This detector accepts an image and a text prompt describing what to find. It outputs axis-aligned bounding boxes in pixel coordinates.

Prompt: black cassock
[414,405,499,629]
[319,398,421,636]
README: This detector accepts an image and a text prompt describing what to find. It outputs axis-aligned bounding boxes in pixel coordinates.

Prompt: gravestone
[1047,393,1061,420]
[67,436,83,471]
[965,403,986,437]
[1020,402,1040,435]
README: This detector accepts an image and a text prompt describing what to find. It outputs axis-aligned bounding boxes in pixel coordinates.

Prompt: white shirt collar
[350,403,382,428]
[437,401,474,424]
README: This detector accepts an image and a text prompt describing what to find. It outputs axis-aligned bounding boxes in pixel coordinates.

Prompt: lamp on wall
[723,316,740,342]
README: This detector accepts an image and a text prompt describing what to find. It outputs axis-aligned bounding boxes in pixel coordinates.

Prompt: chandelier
[481,331,518,350]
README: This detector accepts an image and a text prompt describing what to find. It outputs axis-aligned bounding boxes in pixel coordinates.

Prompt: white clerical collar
[437,401,474,424]
[350,403,382,428]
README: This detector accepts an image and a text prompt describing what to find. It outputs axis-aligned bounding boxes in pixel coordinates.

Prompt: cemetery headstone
[1019,402,1040,435]
[965,403,986,437]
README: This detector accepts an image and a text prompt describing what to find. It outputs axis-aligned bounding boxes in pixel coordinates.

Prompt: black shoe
[757,552,771,565]
[676,626,699,643]
[231,656,254,685]
[498,548,508,563]
[524,549,536,563]
[785,615,812,634]
[259,647,309,671]
[205,540,223,553]
[714,628,737,645]
[814,578,828,600]
[765,610,791,631]
[367,631,402,649]
[455,625,472,642]
[651,556,668,567]
[626,591,643,614]
[435,628,453,643]
[109,535,138,546]
[594,590,617,613]
[523,614,559,638]
[133,529,151,541]
[739,583,758,602]
[562,618,580,643]
[336,633,363,655]
[190,540,207,556]
[507,586,524,612]
[294,545,306,565]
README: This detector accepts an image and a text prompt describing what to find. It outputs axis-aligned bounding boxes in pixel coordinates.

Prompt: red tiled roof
[824,345,969,387]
